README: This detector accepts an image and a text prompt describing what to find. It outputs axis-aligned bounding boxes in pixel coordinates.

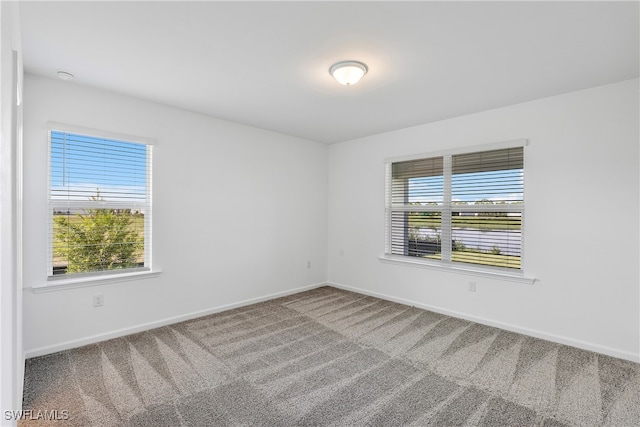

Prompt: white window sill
[29,270,162,293]
[379,255,536,285]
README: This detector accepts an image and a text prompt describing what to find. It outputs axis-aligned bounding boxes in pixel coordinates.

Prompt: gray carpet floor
[20,286,640,426]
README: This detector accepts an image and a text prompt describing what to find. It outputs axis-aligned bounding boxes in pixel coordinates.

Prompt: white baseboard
[328,281,640,363]
[25,282,326,358]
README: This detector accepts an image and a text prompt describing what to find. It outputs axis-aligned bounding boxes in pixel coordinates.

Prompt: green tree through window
[54,192,143,274]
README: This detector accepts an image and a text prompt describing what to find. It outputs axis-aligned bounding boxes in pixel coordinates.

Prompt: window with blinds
[48,130,151,277]
[385,145,524,270]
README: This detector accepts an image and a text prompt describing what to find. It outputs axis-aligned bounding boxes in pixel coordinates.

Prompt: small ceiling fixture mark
[329,60,368,86]
[57,71,74,81]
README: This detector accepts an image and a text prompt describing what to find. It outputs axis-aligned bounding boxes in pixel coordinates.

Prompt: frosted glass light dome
[329,61,368,86]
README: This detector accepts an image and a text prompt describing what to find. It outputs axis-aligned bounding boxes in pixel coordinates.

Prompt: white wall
[0,2,23,424]
[22,74,328,356]
[327,79,640,361]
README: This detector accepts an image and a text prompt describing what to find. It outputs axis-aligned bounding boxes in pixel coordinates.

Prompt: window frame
[45,122,154,283]
[382,139,535,284]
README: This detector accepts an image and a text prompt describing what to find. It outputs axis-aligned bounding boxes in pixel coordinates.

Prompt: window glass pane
[52,208,145,275]
[451,212,521,269]
[49,131,148,276]
[452,148,523,204]
[390,211,442,258]
[50,131,147,203]
[392,157,444,205]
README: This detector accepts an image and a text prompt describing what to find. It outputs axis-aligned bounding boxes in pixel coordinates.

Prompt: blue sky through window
[50,131,147,204]
[409,169,523,204]
[408,176,443,204]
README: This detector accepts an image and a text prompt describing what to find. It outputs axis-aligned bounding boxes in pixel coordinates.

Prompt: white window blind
[386,145,524,270]
[48,130,152,277]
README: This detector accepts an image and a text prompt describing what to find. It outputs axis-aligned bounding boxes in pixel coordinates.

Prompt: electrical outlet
[93,294,104,307]
[307,261,311,269]
[468,281,476,292]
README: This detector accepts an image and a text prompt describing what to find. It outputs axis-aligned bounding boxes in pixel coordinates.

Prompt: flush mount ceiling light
[56,71,74,81]
[329,60,368,86]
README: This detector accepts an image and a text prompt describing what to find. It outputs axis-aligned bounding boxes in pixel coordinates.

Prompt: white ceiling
[19,1,639,144]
